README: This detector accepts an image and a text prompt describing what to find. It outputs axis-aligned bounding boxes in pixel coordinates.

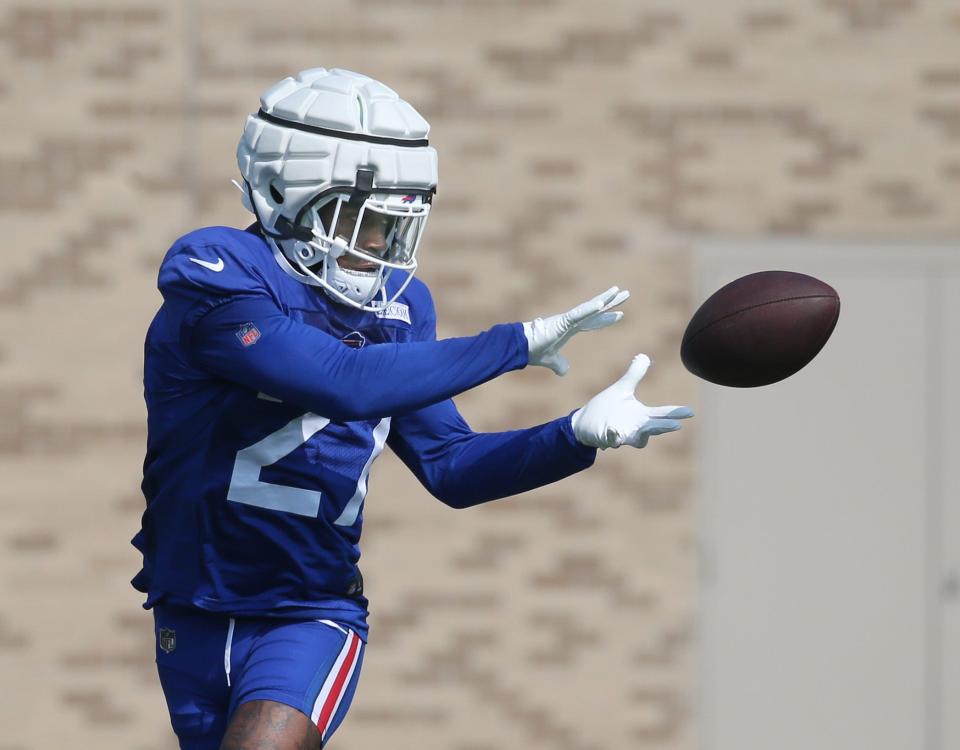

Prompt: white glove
[524,287,630,376]
[572,354,694,449]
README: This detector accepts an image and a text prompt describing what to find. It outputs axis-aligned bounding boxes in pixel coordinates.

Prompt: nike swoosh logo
[189,256,225,272]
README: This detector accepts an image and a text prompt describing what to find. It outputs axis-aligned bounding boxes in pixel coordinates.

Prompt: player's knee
[220,700,320,750]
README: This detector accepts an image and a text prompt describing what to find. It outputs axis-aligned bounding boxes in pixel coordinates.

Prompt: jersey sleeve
[157,231,281,328]
[387,284,597,508]
[387,400,596,509]
[158,237,529,422]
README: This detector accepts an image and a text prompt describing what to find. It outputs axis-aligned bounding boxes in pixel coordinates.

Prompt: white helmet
[236,68,438,310]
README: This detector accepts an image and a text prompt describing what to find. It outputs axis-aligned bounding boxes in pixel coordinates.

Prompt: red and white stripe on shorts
[310,627,362,740]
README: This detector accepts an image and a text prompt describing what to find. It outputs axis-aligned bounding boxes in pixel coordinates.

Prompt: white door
[696,241,959,750]
[939,273,960,750]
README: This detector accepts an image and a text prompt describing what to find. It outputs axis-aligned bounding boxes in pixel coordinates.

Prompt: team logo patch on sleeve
[236,323,261,347]
[373,301,411,324]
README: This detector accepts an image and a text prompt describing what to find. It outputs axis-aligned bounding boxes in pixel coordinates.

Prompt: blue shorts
[153,604,365,750]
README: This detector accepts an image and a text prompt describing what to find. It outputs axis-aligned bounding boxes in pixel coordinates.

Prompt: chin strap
[273,214,315,242]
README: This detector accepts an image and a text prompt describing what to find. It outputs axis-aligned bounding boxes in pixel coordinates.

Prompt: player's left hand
[524,286,630,375]
[572,353,694,449]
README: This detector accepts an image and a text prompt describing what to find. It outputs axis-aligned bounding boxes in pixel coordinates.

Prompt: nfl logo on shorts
[236,322,261,347]
[159,628,176,654]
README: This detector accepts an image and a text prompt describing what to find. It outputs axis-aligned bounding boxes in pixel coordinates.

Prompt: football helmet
[236,68,438,310]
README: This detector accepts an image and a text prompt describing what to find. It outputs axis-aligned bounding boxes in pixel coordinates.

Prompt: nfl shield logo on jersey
[159,628,176,654]
[236,322,261,347]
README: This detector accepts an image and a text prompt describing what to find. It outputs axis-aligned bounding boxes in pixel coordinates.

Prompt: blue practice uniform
[134,224,597,746]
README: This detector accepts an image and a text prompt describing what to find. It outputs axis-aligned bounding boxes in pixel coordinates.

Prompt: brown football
[681,270,840,387]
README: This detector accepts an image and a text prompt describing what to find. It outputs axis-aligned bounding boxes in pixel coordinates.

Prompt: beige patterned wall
[0,1,957,748]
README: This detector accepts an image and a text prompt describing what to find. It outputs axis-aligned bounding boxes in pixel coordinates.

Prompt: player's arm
[387,279,694,507]
[169,241,627,421]
[188,294,526,422]
[387,355,695,508]
[184,286,629,423]
[387,397,597,509]
[382,280,620,507]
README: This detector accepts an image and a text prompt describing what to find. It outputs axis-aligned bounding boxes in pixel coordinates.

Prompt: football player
[133,68,692,750]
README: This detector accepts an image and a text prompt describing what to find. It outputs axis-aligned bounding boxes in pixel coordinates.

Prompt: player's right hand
[571,354,694,449]
[523,286,630,375]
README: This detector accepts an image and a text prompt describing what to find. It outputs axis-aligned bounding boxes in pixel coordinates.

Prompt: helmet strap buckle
[348,168,375,208]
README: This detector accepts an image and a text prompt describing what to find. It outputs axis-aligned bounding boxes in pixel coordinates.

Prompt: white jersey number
[227,413,390,523]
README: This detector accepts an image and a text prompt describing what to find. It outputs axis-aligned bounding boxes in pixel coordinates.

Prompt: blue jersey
[134,225,596,638]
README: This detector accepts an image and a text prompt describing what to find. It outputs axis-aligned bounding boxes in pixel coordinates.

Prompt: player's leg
[153,604,233,749]
[220,699,320,750]
[223,619,365,749]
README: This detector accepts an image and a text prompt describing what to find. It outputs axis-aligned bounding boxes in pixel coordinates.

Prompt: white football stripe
[316,619,349,636]
[322,639,362,740]
[224,618,235,687]
[310,630,357,725]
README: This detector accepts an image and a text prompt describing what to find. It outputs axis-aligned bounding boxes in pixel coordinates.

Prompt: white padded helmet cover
[236,67,438,234]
